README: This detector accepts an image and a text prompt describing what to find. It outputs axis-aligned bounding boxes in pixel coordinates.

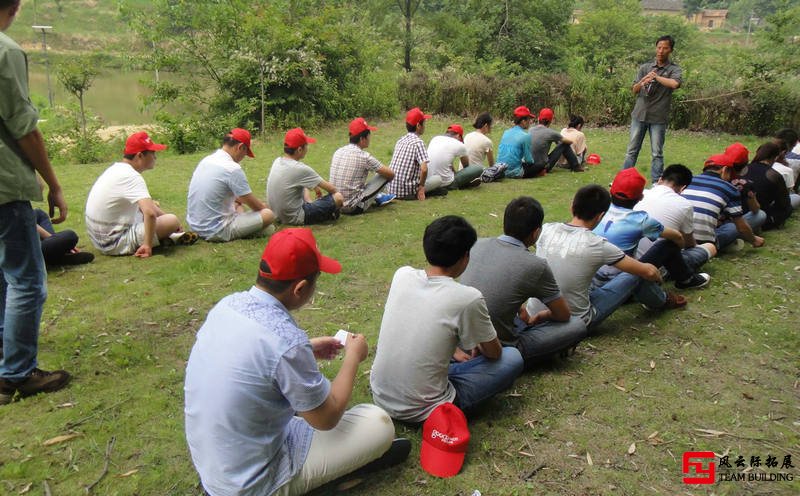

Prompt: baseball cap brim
[420,441,465,478]
[317,253,341,274]
[246,147,255,158]
[148,143,167,151]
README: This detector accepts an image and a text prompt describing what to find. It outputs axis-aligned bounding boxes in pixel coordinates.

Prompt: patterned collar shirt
[329,144,383,209]
[386,133,428,198]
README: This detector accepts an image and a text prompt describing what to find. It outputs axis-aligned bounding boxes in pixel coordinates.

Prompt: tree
[398,0,422,71]
[56,57,97,138]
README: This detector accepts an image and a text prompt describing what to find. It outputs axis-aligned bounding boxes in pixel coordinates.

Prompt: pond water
[28,63,178,125]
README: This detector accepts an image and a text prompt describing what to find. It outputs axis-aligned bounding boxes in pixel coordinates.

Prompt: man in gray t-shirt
[621,35,683,183]
[528,108,583,173]
[460,197,586,368]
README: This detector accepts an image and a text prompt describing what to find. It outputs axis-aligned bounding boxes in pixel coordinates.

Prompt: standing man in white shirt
[187,128,275,242]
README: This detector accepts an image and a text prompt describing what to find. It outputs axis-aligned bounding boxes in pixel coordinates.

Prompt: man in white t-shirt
[370,216,524,423]
[463,112,494,167]
[267,128,344,225]
[634,163,717,270]
[85,132,197,257]
[426,125,483,190]
[187,128,275,242]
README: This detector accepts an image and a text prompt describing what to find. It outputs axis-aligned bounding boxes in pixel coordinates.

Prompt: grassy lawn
[0,119,798,495]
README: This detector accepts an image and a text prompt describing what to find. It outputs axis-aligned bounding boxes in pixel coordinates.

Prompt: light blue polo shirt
[593,204,664,255]
[496,126,533,178]
[184,287,330,496]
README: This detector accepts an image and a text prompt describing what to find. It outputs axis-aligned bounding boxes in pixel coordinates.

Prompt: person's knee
[350,404,394,442]
[260,208,275,226]
[500,346,525,375]
[158,213,181,233]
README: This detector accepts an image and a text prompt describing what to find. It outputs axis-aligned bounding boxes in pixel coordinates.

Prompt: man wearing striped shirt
[681,153,765,251]
[386,108,443,200]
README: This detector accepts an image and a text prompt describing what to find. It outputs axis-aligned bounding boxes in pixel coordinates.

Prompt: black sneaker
[357,438,411,474]
[675,273,710,290]
[0,368,71,405]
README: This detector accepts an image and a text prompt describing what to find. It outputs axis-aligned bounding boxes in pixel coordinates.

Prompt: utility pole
[32,25,54,107]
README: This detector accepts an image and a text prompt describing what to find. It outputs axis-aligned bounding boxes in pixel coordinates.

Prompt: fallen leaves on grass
[627,443,636,455]
[649,360,656,370]
[586,452,593,465]
[116,469,138,478]
[693,428,728,437]
[42,433,81,446]
[18,483,32,494]
[612,384,627,393]
[742,392,754,400]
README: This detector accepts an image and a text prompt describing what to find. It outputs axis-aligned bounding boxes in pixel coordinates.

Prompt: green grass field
[0,119,798,495]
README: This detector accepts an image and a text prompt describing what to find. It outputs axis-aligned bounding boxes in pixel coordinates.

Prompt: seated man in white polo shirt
[187,128,275,242]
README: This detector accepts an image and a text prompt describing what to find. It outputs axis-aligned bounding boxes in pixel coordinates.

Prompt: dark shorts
[302,195,338,225]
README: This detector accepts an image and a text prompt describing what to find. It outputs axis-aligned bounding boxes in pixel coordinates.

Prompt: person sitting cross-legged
[460,197,587,369]
[426,124,484,190]
[529,108,584,173]
[370,216,524,423]
[535,185,687,334]
[185,229,409,496]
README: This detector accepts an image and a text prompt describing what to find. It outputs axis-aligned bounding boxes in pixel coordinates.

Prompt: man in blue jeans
[370,216,524,423]
[0,0,71,405]
[536,185,686,333]
[621,35,682,183]
[460,197,587,368]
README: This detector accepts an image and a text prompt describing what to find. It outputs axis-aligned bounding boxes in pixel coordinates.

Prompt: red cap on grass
[349,117,378,137]
[586,153,602,165]
[610,168,647,200]
[284,128,317,148]
[229,128,255,158]
[420,403,470,478]
[406,107,432,126]
[513,106,534,119]
[259,228,341,281]
[538,108,554,122]
[124,132,166,155]
[446,124,464,141]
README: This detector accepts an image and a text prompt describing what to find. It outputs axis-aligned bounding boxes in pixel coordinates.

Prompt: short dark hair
[284,145,298,155]
[423,215,477,268]
[256,260,319,294]
[568,115,585,128]
[503,197,544,241]
[774,128,798,150]
[514,116,529,126]
[473,112,493,129]
[222,135,243,148]
[611,196,637,209]
[349,129,370,145]
[572,185,611,221]
[660,163,693,187]
[0,1,20,10]
[122,150,153,160]
[405,122,418,133]
[753,142,781,163]
[657,35,675,49]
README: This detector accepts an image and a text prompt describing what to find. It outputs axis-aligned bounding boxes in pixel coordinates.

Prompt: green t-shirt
[0,32,41,205]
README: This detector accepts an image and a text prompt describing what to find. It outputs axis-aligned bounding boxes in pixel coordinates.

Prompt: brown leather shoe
[663,292,687,309]
[0,368,71,404]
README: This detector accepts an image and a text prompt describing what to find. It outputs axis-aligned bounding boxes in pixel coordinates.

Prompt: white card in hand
[334,329,349,346]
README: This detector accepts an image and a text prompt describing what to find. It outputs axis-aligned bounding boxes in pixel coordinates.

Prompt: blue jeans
[511,315,587,368]
[715,210,767,248]
[589,272,665,332]
[0,201,47,380]
[449,346,523,413]
[622,119,667,183]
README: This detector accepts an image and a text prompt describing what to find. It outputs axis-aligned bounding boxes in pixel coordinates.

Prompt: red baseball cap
[420,403,470,478]
[725,142,749,166]
[513,106,534,119]
[259,228,341,281]
[124,132,166,155]
[586,153,602,165]
[229,128,255,158]
[406,107,432,126]
[284,128,317,148]
[704,153,734,168]
[349,117,378,137]
[538,108,554,122]
[446,124,464,141]
[610,168,647,200]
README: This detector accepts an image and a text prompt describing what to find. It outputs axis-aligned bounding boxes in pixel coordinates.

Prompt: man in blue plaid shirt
[386,108,445,201]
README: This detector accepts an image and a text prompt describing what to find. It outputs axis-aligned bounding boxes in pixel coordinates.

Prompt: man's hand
[417,186,426,201]
[314,187,323,199]
[344,333,368,363]
[641,262,663,283]
[752,236,765,248]
[48,187,68,224]
[527,309,551,326]
[452,347,475,362]
[134,244,153,258]
[311,336,344,360]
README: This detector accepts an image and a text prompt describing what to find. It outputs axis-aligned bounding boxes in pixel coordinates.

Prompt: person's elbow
[479,339,503,360]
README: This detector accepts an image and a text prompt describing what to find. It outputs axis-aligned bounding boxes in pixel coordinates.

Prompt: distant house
[692,9,728,30]
[641,0,684,16]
